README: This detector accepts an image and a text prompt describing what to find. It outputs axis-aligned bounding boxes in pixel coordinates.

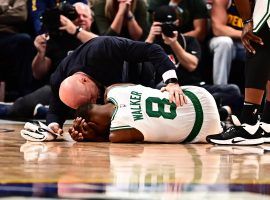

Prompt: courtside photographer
[145,5,243,121]
[0,2,98,119]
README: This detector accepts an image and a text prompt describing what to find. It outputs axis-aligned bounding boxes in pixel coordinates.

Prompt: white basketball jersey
[108,85,222,143]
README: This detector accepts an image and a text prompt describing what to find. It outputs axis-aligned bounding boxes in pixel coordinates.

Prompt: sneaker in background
[206,115,264,145]
[0,102,13,117]
[33,104,49,119]
[219,105,232,121]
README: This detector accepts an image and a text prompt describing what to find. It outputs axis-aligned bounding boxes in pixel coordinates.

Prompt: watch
[126,13,134,21]
[74,26,82,37]
[243,18,253,25]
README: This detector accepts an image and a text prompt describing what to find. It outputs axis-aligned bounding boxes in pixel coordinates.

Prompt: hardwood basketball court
[0,120,270,199]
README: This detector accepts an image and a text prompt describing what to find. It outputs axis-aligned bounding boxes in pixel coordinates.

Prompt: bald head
[59,72,99,109]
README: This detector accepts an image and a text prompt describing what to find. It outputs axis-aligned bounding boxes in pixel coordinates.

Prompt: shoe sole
[207,137,264,146]
[263,138,270,143]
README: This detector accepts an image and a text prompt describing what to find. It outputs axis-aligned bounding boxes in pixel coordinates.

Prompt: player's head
[59,72,99,109]
[76,102,111,135]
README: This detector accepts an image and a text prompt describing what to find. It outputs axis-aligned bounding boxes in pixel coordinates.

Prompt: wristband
[162,69,178,83]
[126,13,134,21]
[165,78,178,84]
[73,26,82,37]
[243,18,253,25]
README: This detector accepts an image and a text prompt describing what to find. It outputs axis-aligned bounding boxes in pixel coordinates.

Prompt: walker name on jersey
[130,90,143,121]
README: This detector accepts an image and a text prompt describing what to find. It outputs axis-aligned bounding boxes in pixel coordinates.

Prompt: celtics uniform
[108,85,222,143]
[252,0,270,33]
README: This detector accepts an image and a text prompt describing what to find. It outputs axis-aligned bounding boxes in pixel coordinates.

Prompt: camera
[41,2,78,36]
[161,21,177,37]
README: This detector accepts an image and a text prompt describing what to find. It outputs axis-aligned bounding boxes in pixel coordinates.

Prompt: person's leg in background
[202,83,243,120]
[14,33,36,96]
[0,33,35,101]
[209,36,234,85]
[205,24,270,145]
[250,27,270,139]
[260,81,270,142]
[3,85,52,119]
[234,40,246,62]
[240,24,270,126]
[261,81,270,124]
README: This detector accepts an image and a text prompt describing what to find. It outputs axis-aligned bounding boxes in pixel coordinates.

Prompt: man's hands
[161,83,187,106]
[241,21,263,54]
[146,22,179,45]
[59,15,77,35]
[162,31,178,45]
[34,34,48,55]
[146,22,162,43]
[48,123,63,136]
[118,0,132,15]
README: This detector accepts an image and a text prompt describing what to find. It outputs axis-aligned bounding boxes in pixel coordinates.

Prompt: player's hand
[48,123,63,136]
[69,117,96,142]
[161,83,187,107]
[241,21,263,54]
[34,34,48,54]
[69,117,85,141]
[69,126,83,142]
[59,15,77,35]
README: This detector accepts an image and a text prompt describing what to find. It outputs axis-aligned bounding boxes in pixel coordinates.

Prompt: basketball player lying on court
[68,84,223,143]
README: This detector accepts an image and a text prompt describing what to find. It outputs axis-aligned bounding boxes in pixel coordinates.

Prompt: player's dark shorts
[245,23,270,89]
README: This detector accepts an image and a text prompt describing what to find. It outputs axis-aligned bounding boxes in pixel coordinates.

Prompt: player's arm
[234,0,263,53]
[109,128,144,143]
[234,0,253,21]
[69,117,109,142]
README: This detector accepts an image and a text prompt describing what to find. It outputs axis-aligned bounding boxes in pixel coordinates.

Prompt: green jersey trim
[253,1,270,32]
[108,97,118,121]
[182,90,204,143]
[109,96,134,131]
[110,125,133,131]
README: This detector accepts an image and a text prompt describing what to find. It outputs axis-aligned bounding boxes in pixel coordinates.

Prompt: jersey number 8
[146,97,177,120]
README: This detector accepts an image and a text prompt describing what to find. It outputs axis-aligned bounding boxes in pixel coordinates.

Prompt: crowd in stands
[0,0,246,121]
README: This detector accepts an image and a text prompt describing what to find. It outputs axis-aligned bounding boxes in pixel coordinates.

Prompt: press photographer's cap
[153,5,177,22]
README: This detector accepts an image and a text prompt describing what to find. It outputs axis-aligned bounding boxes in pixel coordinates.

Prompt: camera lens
[161,22,176,37]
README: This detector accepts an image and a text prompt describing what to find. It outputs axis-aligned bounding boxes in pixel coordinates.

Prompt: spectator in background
[28,0,88,35]
[144,5,243,120]
[147,0,208,43]
[0,2,97,119]
[0,0,35,100]
[92,0,148,40]
[32,2,96,80]
[209,0,245,85]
